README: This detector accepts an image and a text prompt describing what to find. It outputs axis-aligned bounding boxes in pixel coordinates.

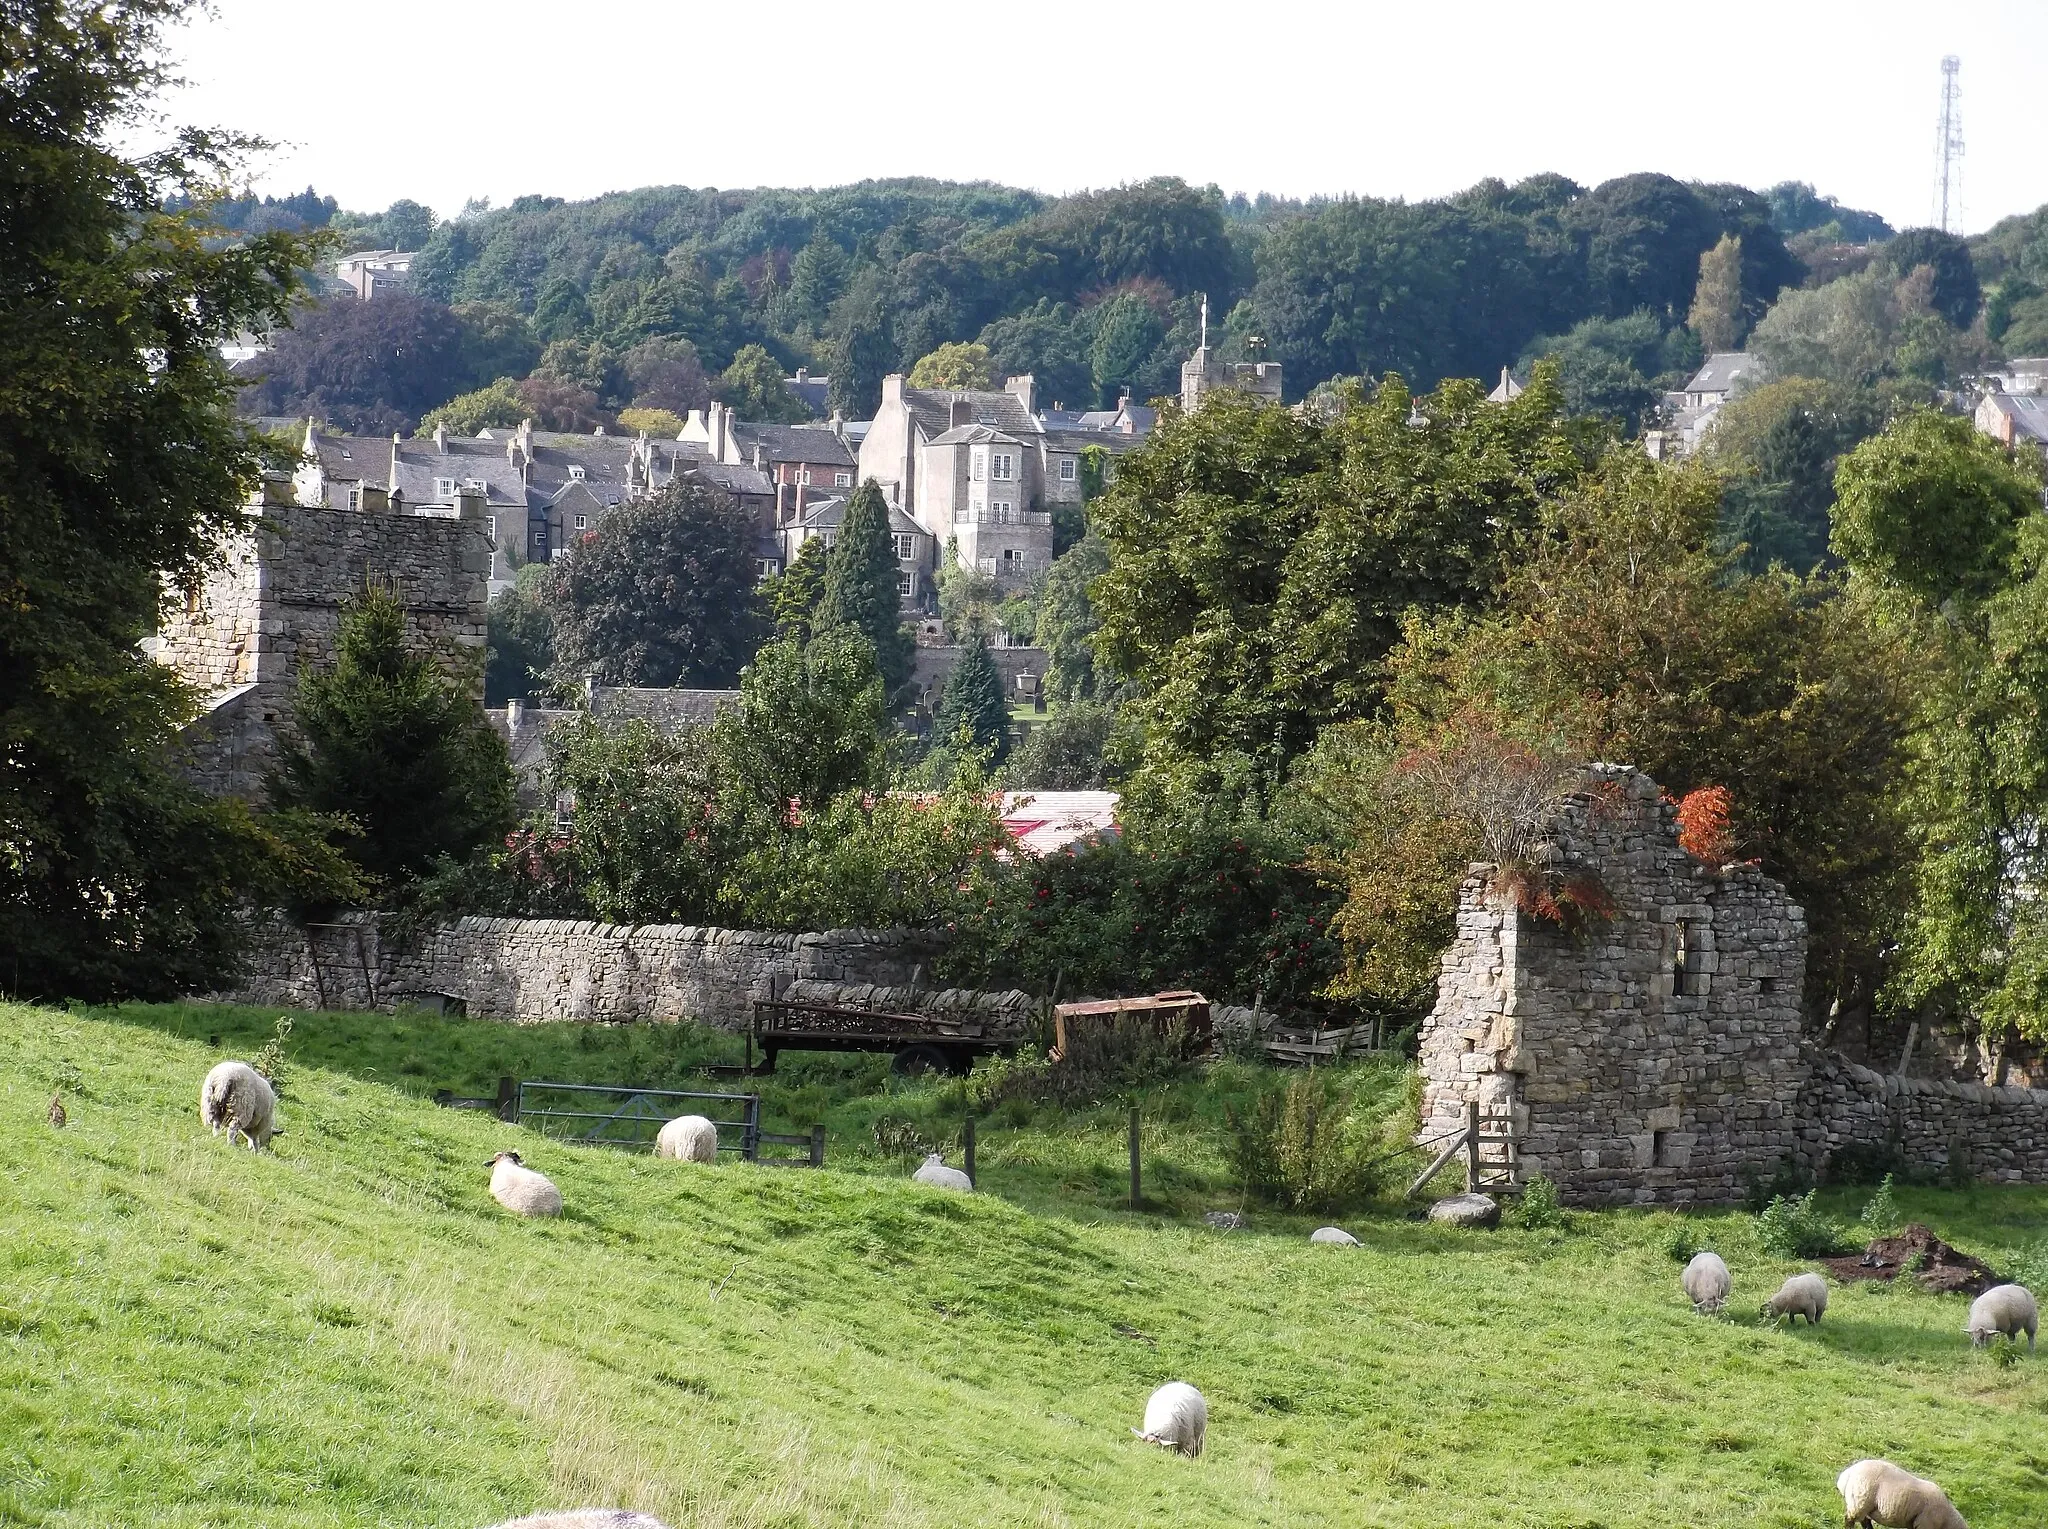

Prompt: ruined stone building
[1418,764,2048,1205]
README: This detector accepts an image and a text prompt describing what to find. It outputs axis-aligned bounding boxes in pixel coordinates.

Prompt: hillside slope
[2,1005,2045,1528]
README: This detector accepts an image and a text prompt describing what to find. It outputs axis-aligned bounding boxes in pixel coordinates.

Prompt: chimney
[795,481,808,518]
[881,374,905,407]
[519,416,533,453]
[433,422,447,452]
[1005,373,1036,415]
[752,442,765,470]
[593,424,605,436]
[359,485,390,514]
[828,408,845,441]
[505,697,525,732]
[795,367,810,384]
[454,486,486,521]
[949,399,973,429]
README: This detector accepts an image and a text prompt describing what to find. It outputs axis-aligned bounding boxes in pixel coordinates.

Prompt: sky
[163,0,2045,236]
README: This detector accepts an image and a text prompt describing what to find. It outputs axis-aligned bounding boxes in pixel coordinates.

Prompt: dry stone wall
[224,915,943,1028]
[1416,764,2048,1205]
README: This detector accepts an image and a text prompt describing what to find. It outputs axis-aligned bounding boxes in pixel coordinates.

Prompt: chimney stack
[454,486,486,522]
[881,374,905,407]
[949,399,973,429]
[433,422,447,452]
[360,485,390,514]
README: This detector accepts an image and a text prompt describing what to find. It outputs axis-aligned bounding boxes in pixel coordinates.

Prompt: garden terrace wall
[1797,1049,2048,1185]
[222,916,943,1027]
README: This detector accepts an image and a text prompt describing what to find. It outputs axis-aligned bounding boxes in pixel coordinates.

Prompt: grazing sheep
[1309,1226,1359,1246]
[1763,1272,1829,1326]
[1837,1458,1968,1529]
[1966,1283,2038,1352]
[1682,1250,1732,1315]
[654,1114,720,1164]
[1132,1381,1206,1458]
[482,1514,671,1529]
[199,1061,278,1150]
[912,1153,972,1191]
[487,1151,563,1218]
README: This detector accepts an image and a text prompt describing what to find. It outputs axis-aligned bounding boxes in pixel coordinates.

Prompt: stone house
[780,494,933,611]
[334,249,413,300]
[678,404,859,531]
[1973,389,2048,458]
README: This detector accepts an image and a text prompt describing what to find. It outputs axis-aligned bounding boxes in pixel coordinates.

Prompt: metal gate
[515,1081,761,1157]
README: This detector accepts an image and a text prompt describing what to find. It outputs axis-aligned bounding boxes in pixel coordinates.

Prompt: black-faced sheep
[1837,1457,1968,1529]
[1682,1250,1731,1314]
[1133,1381,1206,1457]
[200,1060,278,1150]
[1966,1283,2037,1352]
[487,1151,563,1217]
[654,1114,719,1163]
[1763,1272,1828,1326]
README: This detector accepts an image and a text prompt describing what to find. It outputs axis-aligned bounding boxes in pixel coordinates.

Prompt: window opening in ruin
[1758,975,1778,993]
[1672,920,1689,995]
[1652,1129,1670,1165]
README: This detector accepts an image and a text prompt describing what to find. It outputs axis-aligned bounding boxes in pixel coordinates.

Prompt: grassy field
[3,1003,2046,1528]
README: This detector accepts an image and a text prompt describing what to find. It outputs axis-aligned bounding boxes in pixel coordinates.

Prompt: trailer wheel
[892,1044,951,1077]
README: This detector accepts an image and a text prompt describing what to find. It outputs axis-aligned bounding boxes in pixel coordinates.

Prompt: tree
[935,635,1009,764]
[532,276,592,342]
[1005,701,1115,788]
[0,0,367,997]
[1877,228,1981,328]
[1087,290,1167,406]
[419,377,526,435]
[978,300,1093,411]
[1038,534,1110,700]
[543,478,767,688]
[1688,234,1745,351]
[617,406,684,437]
[907,341,995,390]
[485,566,555,704]
[621,335,710,415]
[269,585,515,890]
[815,479,913,696]
[716,342,808,422]
[236,290,474,434]
[1517,310,1693,432]
[760,535,828,637]
[714,630,888,814]
[1705,376,1888,574]
[515,374,612,434]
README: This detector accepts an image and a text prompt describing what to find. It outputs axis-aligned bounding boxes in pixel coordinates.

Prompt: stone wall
[223,915,944,1027]
[154,498,490,797]
[1417,763,2048,1203]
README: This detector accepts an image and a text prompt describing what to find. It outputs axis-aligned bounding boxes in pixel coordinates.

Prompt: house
[1975,390,2048,457]
[785,367,831,417]
[680,404,859,529]
[1179,345,1284,413]
[335,249,414,300]
[1646,351,1757,459]
[780,494,933,609]
[1487,368,1526,403]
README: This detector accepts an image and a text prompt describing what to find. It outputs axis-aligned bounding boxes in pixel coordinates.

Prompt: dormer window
[434,477,456,498]
[568,465,586,481]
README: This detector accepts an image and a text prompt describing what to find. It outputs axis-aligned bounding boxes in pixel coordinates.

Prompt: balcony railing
[952,509,1052,527]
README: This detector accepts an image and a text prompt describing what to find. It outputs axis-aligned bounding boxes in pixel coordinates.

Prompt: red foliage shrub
[1676,786,1737,866]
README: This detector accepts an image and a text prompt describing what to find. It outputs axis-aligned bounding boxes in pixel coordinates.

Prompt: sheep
[1132,1381,1206,1458]
[1837,1458,1969,1529]
[1762,1271,1829,1326]
[1965,1283,2038,1352]
[912,1152,972,1192]
[1682,1250,1732,1315]
[654,1114,720,1164]
[487,1151,563,1217]
[481,1513,671,1529]
[1309,1226,1359,1246]
[199,1060,278,1150]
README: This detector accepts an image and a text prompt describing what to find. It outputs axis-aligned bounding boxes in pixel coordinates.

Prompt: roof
[590,687,738,729]
[306,429,390,482]
[901,385,1042,441]
[1986,391,2048,443]
[1685,352,1755,396]
[998,789,1119,857]
[1487,367,1526,403]
[690,461,773,498]
[784,372,831,415]
[728,421,856,468]
[925,423,1026,448]
[793,495,922,538]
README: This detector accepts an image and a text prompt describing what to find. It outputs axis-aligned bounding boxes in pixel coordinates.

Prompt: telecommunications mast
[1934,55,1964,234]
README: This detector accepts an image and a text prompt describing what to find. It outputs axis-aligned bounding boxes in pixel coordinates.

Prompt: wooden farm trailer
[1050,990,1212,1061]
[748,998,1013,1077]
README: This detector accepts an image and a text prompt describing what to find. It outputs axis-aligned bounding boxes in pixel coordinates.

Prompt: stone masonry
[153,485,491,798]
[1418,764,2048,1204]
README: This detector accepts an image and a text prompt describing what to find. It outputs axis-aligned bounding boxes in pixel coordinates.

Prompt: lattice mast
[1934,55,1964,234]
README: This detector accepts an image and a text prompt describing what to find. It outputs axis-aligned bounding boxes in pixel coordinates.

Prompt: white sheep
[1132,1381,1206,1458]
[1309,1226,1359,1246]
[481,1513,671,1529]
[1682,1250,1732,1315]
[199,1060,278,1150]
[1762,1271,1829,1326]
[1966,1283,2037,1352]
[487,1151,563,1218]
[654,1114,720,1163]
[1837,1458,1968,1529]
[912,1153,972,1191]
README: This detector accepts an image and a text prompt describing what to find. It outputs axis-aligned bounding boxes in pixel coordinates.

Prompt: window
[797,468,812,485]
[834,471,852,487]
[993,501,1013,523]
[486,515,497,539]
[1002,547,1019,561]
[755,558,779,582]
[892,533,916,561]
[434,477,456,499]
[568,465,586,481]
[992,452,1015,481]
[1058,456,1076,482]
[346,487,361,511]
[970,451,986,483]
[954,506,970,523]
[574,514,588,531]
[897,571,916,597]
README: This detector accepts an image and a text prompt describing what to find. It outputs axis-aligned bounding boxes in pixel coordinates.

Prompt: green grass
[5,1003,2047,1527]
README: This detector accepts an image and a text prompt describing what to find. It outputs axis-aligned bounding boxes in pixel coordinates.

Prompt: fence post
[1129,1107,1141,1210]
[496,1075,517,1122]
[1464,1099,1481,1193]
[809,1123,825,1168]
[963,1116,977,1188]
[744,1095,761,1162]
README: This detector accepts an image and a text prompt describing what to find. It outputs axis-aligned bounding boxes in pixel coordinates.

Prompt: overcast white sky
[165,0,2042,235]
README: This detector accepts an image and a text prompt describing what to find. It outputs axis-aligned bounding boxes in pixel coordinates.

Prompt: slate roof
[1986,391,2048,444]
[728,421,856,467]
[925,423,1026,448]
[307,431,390,482]
[589,687,739,728]
[1684,352,1755,396]
[785,372,831,416]
[902,386,1042,441]
[389,437,531,509]
[690,460,773,499]
[791,496,923,538]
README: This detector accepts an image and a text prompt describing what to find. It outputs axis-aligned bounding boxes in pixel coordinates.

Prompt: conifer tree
[269,585,515,890]
[816,479,913,696]
[935,634,1010,764]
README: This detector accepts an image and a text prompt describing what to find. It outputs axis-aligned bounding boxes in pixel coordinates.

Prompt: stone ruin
[1417,764,2048,1205]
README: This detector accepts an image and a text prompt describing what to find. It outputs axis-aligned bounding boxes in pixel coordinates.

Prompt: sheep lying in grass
[1966,1283,2037,1352]
[1682,1250,1731,1314]
[912,1153,972,1191]
[1133,1381,1206,1458]
[199,1061,278,1150]
[487,1151,562,1217]
[1309,1227,1359,1246]
[655,1114,719,1163]
[482,1513,671,1528]
[1837,1458,1968,1529]
[1762,1272,1828,1326]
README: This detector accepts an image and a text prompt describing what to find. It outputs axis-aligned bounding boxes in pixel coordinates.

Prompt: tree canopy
[815,480,913,697]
